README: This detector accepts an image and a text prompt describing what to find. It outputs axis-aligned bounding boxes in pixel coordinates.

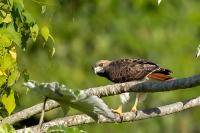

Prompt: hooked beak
[93,66,104,74]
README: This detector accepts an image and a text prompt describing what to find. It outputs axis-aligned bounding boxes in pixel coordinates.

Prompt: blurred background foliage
[13,0,200,132]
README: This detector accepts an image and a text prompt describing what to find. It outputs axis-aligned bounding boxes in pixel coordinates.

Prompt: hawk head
[93,60,111,76]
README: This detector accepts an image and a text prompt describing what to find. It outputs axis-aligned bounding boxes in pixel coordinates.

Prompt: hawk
[93,58,173,115]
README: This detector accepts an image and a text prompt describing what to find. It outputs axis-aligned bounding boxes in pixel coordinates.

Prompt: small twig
[37,97,48,133]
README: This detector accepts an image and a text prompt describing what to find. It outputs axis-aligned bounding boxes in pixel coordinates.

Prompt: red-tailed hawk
[93,58,173,115]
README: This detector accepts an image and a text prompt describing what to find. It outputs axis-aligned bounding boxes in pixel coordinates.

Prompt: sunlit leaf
[0,75,7,87]
[0,28,21,46]
[41,5,46,14]
[2,13,12,23]
[30,24,39,42]
[0,36,12,47]
[7,67,20,86]
[41,25,50,42]
[0,10,6,17]
[1,89,16,115]
[9,47,17,60]
[0,68,7,76]
[0,54,15,68]
[0,124,15,133]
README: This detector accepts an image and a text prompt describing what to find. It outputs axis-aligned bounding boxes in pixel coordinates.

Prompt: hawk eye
[99,63,103,67]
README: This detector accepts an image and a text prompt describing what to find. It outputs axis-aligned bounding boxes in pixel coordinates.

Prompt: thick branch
[16,96,200,133]
[84,74,200,96]
[2,74,200,125]
[1,100,59,125]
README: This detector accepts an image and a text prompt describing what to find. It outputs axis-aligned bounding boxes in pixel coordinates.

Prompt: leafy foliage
[0,0,54,117]
[47,126,87,133]
[0,124,15,133]
[1,89,15,115]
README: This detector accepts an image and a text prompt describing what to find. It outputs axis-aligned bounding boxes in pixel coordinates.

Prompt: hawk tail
[147,73,173,81]
[147,68,173,81]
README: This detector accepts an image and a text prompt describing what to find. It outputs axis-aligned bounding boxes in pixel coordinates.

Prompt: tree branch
[1,100,59,125]
[84,74,200,96]
[1,74,200,125]
[16,96,200,133]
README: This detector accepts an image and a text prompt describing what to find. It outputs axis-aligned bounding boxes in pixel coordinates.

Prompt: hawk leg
[131,93,145,112]
[112,105,123,116]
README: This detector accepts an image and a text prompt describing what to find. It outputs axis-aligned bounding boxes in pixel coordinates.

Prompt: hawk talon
[131,107,138,112]
[112,109,123,116]
[111,105,123,117]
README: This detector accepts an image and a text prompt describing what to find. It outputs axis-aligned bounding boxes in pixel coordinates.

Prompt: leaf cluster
[0,0,54,117]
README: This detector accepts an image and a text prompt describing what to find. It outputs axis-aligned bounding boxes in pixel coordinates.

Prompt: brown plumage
[93,58,173,115]
[93,58,172,82]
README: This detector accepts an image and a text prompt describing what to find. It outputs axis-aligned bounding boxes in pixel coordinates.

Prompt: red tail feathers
[147,73,173,81]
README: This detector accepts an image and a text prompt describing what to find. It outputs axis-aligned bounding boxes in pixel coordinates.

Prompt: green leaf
[41,5,46,14]
[1,89,16,115]
[47,126,87,133]
[7,67,20,86]
[30,24,39,42]
[22,69,29,82]
[0,27,21,46]
[2,13,12,23]
[0,75,7,88]
[0,53,16,68]
[13,0,24,11]
[8,0,14,9]
[22,11,35,24]
[41,26,50,41]
[0,124,15,133]
[0,36,12,47]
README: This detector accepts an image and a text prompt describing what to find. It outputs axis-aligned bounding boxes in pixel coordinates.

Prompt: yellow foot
[112,106,123,117]
[131,106,137,112]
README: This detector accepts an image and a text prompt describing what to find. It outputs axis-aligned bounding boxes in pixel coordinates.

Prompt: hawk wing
[105,59,172,83]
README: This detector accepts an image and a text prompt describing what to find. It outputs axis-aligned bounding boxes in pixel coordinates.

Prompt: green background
[14,0,200,132]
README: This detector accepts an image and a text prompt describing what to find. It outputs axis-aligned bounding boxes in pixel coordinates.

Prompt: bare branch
[2,74,200,125]
[16,96,200,133]
[85,74,200,96]
[1,100,59,125]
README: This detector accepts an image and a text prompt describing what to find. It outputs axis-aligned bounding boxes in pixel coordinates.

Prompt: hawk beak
[94,66,104,74]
